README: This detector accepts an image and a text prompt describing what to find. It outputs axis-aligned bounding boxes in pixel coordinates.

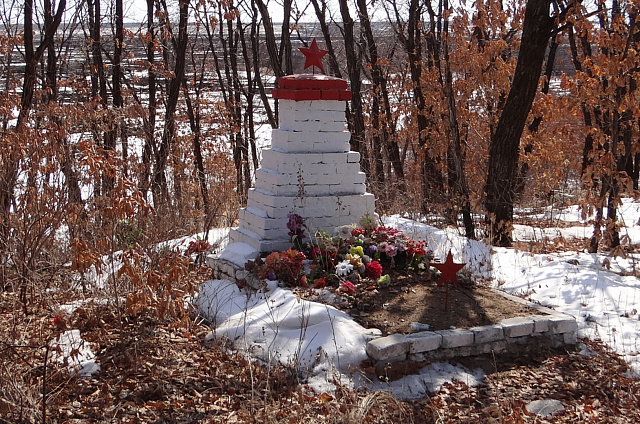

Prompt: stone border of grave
[209,250,578,367]
[365,290,578,366]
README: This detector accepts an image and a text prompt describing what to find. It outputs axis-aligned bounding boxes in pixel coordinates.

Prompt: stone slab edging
[365,289,578,365]
[205,254,579,364]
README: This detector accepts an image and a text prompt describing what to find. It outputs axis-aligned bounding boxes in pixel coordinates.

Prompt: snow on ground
[74,228,231,291]
[197,199,640,399]
[51,329,100,377]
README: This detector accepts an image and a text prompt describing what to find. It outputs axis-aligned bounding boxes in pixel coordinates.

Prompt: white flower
[334,225,354,240]
[335,260,354,276]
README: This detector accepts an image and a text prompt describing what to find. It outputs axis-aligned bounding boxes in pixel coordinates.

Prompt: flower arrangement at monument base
[245,214,437,299]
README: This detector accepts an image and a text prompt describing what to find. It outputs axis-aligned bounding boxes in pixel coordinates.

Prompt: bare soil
[338,272,539,336]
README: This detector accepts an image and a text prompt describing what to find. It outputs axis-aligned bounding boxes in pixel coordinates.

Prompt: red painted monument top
[272,74,351,101]
[272,38,351,101]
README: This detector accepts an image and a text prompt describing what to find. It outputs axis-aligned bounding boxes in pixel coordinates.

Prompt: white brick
[346,151,361,163]
[500,317,535,338]
[471,324,504,344]
[277,106,296,123]
[310,100,345,112]
[407,332,442,353]
[336,172,367,185]
[309,140,350,153]
[271,129,351,152]
[366,334,409,361]
[278,100,345,123]
[436,329,475,348]
[280,120,321,133]
[313,110,346,122]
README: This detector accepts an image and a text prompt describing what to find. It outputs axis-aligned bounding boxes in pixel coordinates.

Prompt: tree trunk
[484,0,553,246]
[153,0,189,206]
[442,1,474,239]
[140,0,156,200]
[310,0,343,77]
[239,13,259,172]
[357,0,407,200]
[254,0,284,80]
[338,0,370,175]
[515,33,560,198]
[113,0,128,175]
[250,0,276,128]
[6,0,65,310]
[44,0,82,206]
[392,0,444,210]
[280,0,293,75]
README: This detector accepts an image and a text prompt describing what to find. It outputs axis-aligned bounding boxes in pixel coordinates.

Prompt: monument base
[229,191,376,253]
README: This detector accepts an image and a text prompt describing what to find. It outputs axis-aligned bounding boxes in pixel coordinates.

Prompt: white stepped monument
[208,39,376,279]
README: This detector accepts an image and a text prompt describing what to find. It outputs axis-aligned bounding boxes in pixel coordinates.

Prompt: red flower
[365,261,383,279]
[351,228,365,237]
[313,278,327,289]
[407,240,427,257]
[310,246,322,260]
[340,281,356,296]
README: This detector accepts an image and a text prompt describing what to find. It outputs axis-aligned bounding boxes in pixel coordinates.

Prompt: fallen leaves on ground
[2,284,639,423]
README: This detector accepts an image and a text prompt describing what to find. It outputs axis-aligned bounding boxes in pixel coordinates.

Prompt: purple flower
[267,269,277,280]
[287,213,305,237]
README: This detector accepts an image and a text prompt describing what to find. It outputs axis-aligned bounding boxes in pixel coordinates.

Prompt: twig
[42,344,49,424]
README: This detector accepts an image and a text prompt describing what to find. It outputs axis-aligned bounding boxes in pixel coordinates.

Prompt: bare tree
[484,0,554,246]
[152,0,190,206]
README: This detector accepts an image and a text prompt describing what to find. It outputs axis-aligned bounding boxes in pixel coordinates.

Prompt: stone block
[547,315,578,334]
[406,332,442,353]
[563,331,577,345]
[366,334,409,361]
[500,317,535,338]
[436,329,475,348]
[530,316,550,333]
[478,339,509,355]
[470,324,504,344]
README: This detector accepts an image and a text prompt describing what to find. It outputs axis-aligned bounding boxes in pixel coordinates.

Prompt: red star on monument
[299,38,328,74]
[432,250,466,286]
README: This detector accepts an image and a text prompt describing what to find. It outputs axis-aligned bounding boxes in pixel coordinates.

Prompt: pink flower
[385,244,398,257]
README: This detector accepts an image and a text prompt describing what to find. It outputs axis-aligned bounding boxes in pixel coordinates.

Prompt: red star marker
[432,250,466,286]
[299,38,328,74]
